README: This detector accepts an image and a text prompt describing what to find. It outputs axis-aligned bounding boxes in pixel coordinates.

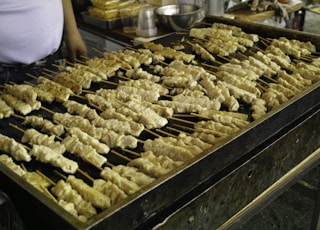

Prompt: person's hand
[65,31,88,62]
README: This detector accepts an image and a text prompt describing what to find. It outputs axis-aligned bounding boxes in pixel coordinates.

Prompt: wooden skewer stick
[122,148,141,157]
[259,39,270,48]
[72,94,87,100]
[262,75,278,84]
[105,161,114,168]
[116,74,131,81]
[171,123,195,132]
[41,185,58,203]
[111,149,132,162]
[217,55,231,63]
[83,157,103,171]
[26,73,38,80]
[49,63,65,71]
[23,81,36,86]
[201,63,218,70]
[21,163,28,172]
[80,55,89,60]
[54,170,67,180]
[190,112,211,120]
[173,123,227,137]
[176,31,189,35]
[257,78,270,86]
[92,47,105,55]
[168,124,191,133]
[9,123,25,133]
[74,58,87,65]
[170,117,196,125]
[256,82,268,92]
[65,60,76,66]
[173,114,197,118]
[237,52,248,60]
[43,68,58,74]
[143,128,161,138]
[12,113,25,120]
[155,129,176,138]
[77,168,95,182]
[252,45,265,53]
[101,80,119,86]
[36,170,56,186]
[41,106,55,114]
[41,71,54,79]
[137,139,145,144]
[81,89,95,94]
[165,126,186,134]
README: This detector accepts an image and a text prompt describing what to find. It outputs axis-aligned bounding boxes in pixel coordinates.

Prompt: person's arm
[62,0,87,61]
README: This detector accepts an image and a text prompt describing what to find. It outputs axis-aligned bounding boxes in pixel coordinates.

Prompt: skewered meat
[143,137,194,162]
[261,88,288,110]
[251,98,268,120]
[21,128,66,155]
[53,112,103,139]
[22,171,51,191]
[191,43,216,63]
[57,200,86,222]
[0,133,31,162]
[37,77,73,102]
[93,179,127,205]
[4,84,37,103]
[112,165,155,187]
[128,156,171,178]
[1,93,39,115]
[63,100,100,121]
[67,127,110,154]
[54,112,138,149]
[168,60,216,81]
[67,175,111,210]
[29,145,78,174]
[58,71,92,89]
[158,100,205,113]
[0,154,26,176]
[118,79,169,95]
[22,115,65,137]
[116,85,161,103]
[198,110,249,128]
[120,49,153,66]
[172,93,221,111]
[194,120,239,134]
[100,108,146,135]
[0,97,14,119]
[62,135,107,168]
[125,68,161,82]
[217,81,257,104]
[271,38,308,58]
[124,100,168,129]
[277,70,307,91]
[53,74,82,94]
[217,71,261,96]
[100,167,141,195]
[51,180,97,219]
[100,128,138,149]
[143,42,195,63]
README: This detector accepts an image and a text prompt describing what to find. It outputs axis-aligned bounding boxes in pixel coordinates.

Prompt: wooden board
[230,0,303,22]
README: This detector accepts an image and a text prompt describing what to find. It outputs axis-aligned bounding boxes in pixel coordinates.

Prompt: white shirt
[0,0,64,64]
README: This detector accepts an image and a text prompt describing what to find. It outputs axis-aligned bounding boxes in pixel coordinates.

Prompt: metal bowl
[155,4,203,31]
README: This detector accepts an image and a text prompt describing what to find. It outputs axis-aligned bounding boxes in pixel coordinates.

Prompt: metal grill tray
[0,16,320,230]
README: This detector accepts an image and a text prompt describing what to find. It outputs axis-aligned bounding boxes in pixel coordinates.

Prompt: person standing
[0,0,87,84]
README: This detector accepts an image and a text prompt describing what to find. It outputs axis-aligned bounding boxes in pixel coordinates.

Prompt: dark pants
[0,56,59,85]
